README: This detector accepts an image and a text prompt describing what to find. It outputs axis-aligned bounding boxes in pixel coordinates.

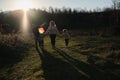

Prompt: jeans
[50,34,56,47]
[65,39,69,46]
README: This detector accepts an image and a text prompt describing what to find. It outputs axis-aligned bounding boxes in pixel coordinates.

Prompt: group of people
[32,20,70,50]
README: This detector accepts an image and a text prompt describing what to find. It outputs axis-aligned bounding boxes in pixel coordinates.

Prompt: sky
[0,0,112,11]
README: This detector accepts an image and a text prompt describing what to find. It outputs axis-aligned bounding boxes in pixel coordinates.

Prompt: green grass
[0,34,120,80]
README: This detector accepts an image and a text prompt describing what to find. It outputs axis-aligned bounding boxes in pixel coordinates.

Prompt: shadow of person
[67,47,102,64]
[36,46,44,59]
[37,48,89,80]
[54,48,120,80]
[68,47,120,76]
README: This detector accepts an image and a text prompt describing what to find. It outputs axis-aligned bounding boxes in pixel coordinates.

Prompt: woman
[45,20,59,48]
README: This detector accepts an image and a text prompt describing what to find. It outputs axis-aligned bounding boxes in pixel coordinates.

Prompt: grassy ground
[0,34,120,80]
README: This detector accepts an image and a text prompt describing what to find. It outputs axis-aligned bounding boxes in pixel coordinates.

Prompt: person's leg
[38,38,44,48]
[65,39,69,47]
[50,34,56,47]
[52,34,56,46]
[42,39,44,48]
[35,38,39,51]
[41,39,44,48]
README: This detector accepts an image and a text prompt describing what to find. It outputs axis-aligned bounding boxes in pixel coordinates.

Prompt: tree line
[0,0,120,35]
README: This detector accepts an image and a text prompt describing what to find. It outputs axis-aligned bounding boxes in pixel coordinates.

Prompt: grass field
[0,33,120,80]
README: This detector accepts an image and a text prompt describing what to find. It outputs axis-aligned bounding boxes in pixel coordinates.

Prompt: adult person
[45,20,59,48]
[32,24,45,50]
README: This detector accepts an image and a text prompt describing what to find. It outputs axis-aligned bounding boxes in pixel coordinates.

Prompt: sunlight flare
[16,0,33,11]
[38,27,45,34]
[20,10,29,36]
[22,11,28,32]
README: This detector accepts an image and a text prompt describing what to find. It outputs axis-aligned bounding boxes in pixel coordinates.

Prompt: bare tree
[111,0,120,26]
[112,0,120,10]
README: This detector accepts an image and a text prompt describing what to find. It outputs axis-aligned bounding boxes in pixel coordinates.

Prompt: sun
[16,0,33,10]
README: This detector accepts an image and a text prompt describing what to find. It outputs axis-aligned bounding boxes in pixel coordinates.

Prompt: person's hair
[49,20,56,27]
[63,29,68,33]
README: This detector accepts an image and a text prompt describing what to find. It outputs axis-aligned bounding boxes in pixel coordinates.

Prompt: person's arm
[45,27,50,34]
[68,33,70,39]
[55,27,59,35]
[65,32,70,39]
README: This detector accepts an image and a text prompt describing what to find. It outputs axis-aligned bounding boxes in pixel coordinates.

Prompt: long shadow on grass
[68,47,120,70]
[37,48,89,80]
[0,46,30,80]
[54,48,120,80]
[0,46,29,68]
[68,47,103,64]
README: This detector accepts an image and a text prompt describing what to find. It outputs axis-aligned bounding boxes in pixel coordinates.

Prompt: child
[62,29,70,47]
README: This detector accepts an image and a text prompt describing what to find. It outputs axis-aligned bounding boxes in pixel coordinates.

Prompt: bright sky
[0,0,112,11]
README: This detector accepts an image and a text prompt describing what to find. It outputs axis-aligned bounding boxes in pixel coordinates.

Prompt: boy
[62,29,70,47]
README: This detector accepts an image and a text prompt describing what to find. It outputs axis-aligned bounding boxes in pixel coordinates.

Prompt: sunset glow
[16,0,33,10]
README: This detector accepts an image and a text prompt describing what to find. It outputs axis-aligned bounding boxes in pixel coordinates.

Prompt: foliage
[0,34,32,67]
[0,7,120,35]
[0,33,120,80]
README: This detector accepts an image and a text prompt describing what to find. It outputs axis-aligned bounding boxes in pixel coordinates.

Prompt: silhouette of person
[62,29,70,47]
[45,20,59,48]
[32,25,45,50]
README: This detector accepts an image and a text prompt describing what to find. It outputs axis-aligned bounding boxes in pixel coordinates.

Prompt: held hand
[57,34,62,37]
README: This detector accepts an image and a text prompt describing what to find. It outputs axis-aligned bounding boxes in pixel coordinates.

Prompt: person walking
[45,20,59,48]
[62,29,70,47]
[32,25,45,50]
